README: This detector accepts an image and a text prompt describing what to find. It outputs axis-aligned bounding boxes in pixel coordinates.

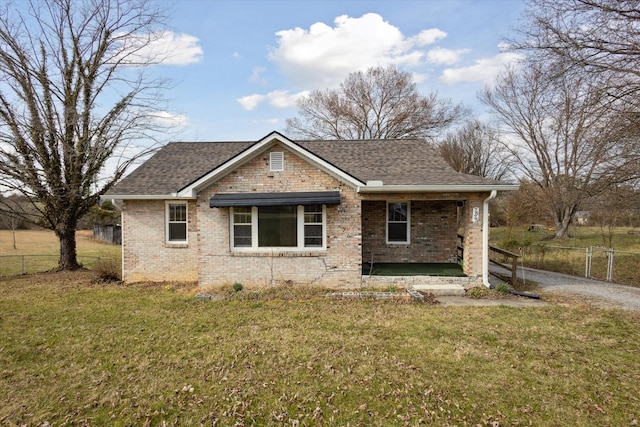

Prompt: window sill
[165,242,189,248]
[230,250,325,257]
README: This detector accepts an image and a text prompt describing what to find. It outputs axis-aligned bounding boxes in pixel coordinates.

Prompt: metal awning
[210,191,340,208]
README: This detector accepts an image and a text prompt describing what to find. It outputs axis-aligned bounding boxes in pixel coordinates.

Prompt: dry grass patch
[0,230,121,276]
[1,272,640,426]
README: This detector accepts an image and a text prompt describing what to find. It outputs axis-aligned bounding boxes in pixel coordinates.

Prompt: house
[105,131,518,292]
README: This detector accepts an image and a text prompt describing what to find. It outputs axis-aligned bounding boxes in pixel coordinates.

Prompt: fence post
[607,249,614,282]
[585,247,591,278]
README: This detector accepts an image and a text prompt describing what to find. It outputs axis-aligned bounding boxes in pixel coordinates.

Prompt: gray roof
[106,137,508,197]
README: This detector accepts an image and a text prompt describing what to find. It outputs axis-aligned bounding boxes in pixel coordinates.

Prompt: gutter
[356,184,519,193]
[100,194,196,202]
[483,190,497,287]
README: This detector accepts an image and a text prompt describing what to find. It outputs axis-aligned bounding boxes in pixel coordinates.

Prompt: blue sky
[152,0,527,141]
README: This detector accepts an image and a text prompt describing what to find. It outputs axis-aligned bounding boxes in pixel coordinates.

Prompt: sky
[137,0,527,142]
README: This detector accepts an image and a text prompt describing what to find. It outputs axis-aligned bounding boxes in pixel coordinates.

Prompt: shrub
[495,282,511,294]
[232,282,243,292]
[92,258,121,283]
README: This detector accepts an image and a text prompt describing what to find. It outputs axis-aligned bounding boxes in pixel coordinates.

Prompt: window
[230,204,326,250]
[258,205,297,246]
[303,204,323,247]
[387,201,410,244]
[233,207,252,247]
[166,202,188,243]
[270,151,284,171]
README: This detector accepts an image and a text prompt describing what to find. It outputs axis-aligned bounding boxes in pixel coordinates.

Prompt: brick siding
[362,200,458,264]
[121,199,198,282]
[196,144,362,288]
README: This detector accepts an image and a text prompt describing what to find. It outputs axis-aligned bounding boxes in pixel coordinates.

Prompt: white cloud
[268,13,441,89]
[411,28,447,46]
[440,51,524,85]
[237,94,266,111]
[427,47,470,65]
[237,90,309,111]
[119,31,203,66]
[267,90,309,108]
[149,111,189,127]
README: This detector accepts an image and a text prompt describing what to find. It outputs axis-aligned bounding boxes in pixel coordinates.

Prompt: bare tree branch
[0,0,175,269]
[285,65,467,141]
[480,62,639,238]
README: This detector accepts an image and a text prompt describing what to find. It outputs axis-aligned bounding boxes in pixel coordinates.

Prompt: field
[0,230,121,276]
[1,272,639,426]
[491,226,640,286]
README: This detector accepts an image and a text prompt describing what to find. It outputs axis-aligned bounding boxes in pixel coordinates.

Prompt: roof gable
[175,132,365,197]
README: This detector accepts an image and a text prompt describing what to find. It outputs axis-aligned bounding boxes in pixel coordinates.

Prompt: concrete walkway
[490,264,640,311]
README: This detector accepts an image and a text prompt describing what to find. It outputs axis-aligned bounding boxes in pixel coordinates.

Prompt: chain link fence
[521,245,640,287]
[0,255,119,277]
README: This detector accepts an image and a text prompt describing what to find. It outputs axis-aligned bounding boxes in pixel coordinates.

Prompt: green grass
[1,272,640,426]
[491,226,640,286]
[0,230,121,276]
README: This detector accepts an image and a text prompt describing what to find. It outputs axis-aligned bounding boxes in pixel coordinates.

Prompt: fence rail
[0,255,118,277]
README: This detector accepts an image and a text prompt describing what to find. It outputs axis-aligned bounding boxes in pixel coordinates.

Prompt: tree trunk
[554,206,574,239]
[57,225,81,270]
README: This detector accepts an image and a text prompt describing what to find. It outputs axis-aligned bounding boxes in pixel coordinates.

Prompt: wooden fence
[93,224,121,245]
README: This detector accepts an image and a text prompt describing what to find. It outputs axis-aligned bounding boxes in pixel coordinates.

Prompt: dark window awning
[210,191,341,208]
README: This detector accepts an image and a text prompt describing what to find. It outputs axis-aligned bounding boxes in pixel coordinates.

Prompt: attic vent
[270,151,284,171]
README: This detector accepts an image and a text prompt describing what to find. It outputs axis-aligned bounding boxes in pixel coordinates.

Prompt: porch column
[462,194,484,281]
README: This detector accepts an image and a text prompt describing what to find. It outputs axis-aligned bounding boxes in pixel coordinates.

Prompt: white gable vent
[270,151,284,171]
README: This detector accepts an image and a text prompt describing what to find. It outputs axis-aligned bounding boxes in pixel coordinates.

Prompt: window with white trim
[387,201,410,244]
[166,202,188,243]
[231,204,326,250]
[270,151,284,171]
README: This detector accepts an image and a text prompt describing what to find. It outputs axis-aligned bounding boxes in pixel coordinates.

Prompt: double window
[166,202,188,243]
[387,201,410,244]
[231,204,326,250]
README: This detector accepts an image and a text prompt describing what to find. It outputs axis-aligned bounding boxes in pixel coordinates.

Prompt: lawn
[1,272,639,426]
[0,230,121,276]
[491,226,640,286]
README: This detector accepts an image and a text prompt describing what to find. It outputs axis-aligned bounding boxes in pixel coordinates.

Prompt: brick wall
[196,144,362,288]
[121,199,198,282]
[362,199,458,264]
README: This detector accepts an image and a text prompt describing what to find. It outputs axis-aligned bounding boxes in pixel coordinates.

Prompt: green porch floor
[362,262,466,277]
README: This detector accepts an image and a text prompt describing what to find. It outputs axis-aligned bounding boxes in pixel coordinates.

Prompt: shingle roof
[106,136,508,197]
[106,141,254,196]
[296,139,503,186]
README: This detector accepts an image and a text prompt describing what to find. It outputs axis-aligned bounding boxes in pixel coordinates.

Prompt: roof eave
[357,184,520,193]
[101,194,197,201]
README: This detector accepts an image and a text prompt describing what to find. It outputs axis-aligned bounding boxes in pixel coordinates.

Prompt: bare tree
[285,65,467,141]
[0,0,174,270]
[480,63,637,239]
[439,119,512,180]
[514,0,640,109]
[0,195,29,249]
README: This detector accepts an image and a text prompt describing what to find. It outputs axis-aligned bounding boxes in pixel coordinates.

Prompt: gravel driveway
[490,264,640,311]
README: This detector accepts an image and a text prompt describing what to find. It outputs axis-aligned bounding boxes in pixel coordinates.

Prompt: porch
[362,262,465,277]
